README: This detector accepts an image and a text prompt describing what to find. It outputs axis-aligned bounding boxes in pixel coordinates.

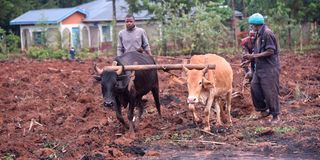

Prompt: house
[10,0,158,51]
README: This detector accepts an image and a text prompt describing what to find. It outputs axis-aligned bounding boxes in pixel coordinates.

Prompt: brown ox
[183,54,233,131]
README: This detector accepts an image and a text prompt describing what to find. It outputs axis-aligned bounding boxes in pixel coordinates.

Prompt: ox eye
[199,81,202,85]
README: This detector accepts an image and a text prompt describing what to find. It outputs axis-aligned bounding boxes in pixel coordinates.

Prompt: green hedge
[27,47,68,59]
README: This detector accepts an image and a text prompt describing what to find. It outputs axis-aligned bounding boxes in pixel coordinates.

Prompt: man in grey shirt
[117,14,152,56]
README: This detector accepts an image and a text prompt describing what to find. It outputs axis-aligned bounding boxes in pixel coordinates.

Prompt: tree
[0,0,92,32]
[145,1,232,55]
[244,0,319,49]
[112,0,117,54]
[0,0,34,31]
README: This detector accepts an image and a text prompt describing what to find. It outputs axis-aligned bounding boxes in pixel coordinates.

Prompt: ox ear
[202,77,214,89]
[94,63,103,75]
[169,75,186,85]
[113,61,124,75]
[93,75,101,82]
[116,67,123,75]
[128,71,136,92]
[130,71,136,80]
[129,62,137,81]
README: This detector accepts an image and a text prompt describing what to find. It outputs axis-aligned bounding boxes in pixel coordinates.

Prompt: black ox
[94,51,161,132]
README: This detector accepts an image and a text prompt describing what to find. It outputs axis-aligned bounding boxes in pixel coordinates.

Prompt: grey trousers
[250,68,280,116]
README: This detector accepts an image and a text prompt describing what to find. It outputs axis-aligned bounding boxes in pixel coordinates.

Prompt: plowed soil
[0,51,319,159]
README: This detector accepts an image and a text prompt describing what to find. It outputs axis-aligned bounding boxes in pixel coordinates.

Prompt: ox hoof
[216,122,223,127]
[193,117,202,124]
[203,127,211,132]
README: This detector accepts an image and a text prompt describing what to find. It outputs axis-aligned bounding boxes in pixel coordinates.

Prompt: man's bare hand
[243,54,255,60]
[240,60,250,68]
[145,50,151,55]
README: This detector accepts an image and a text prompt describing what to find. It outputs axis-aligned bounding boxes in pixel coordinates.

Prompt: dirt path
[0,51,319,159]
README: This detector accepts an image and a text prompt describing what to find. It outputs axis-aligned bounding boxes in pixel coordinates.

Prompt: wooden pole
[102,64,216,71]
[231,0,238,49]
[111,0,117,55]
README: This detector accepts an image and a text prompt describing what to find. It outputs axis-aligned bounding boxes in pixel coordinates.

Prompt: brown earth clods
[0,51,319,159]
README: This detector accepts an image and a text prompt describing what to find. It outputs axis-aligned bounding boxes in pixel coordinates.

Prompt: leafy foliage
[244,0,320,49]
[26,47,98,60]
[141,0,232,55]
[0,27,20,54]
[164,4,231,54]
[1,153,16,160]
[6,31,20,52]
[1,0,319,55]
[27,47,68,59]
[0,0,92,31]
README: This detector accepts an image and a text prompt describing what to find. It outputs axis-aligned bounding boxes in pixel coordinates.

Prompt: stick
[175,110,187,115]
[71,70,81,73]
[48,67,60,73]
[102,64,216,71]
[33,119,43,126]
[173,140,226,145]
[61,82,68,88]
[28,119,34,132]
[197,129,216,136]
[301,114,320,119]
[28,118,43,132]
[232,92,242,98]
[198,140,226,145]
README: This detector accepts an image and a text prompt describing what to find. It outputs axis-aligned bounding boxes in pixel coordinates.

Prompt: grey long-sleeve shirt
[117,26,151,56]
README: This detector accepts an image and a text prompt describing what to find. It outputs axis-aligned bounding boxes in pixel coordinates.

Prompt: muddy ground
[0,51,319,159]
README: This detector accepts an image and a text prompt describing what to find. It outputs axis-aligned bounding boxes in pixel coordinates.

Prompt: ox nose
[187,96,198,104]
[104,101,113,107]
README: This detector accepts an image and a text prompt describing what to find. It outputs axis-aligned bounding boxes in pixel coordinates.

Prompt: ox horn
[202,65,208,75]
[112,61,123,75]
[202,57,209,75]
[182,65,190,73]
[94,63,103,75]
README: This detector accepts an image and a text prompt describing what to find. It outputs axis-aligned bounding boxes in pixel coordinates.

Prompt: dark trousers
[250,68,280,116]
[70,53,75,60]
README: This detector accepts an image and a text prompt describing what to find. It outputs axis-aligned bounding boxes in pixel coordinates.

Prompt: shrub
[6,31,20,53]
[27,47,68,59]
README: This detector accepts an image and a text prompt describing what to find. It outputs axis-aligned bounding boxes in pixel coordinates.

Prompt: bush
[0,28,20,54]
[6,31,20,53]
[27,47,68,59]
[0,53,8,60]
[155,3,232,55]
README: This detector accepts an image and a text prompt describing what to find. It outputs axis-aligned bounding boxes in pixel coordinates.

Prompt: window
[33,31,44,45]
[102,26,111,42]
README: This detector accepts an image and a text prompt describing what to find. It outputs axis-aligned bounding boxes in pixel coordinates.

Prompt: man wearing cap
[243,13,281,124]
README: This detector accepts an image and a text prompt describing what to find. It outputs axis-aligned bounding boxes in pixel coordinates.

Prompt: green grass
[144,134,162,143]
[1,153,16,160]
[254,126,266,134]
[170,131,193,141]
[0,53,9,60]
[241,126,297,140]
[273,127,297,133]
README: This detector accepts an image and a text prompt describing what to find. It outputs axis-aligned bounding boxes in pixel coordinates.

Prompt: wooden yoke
[102,64,216,71]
